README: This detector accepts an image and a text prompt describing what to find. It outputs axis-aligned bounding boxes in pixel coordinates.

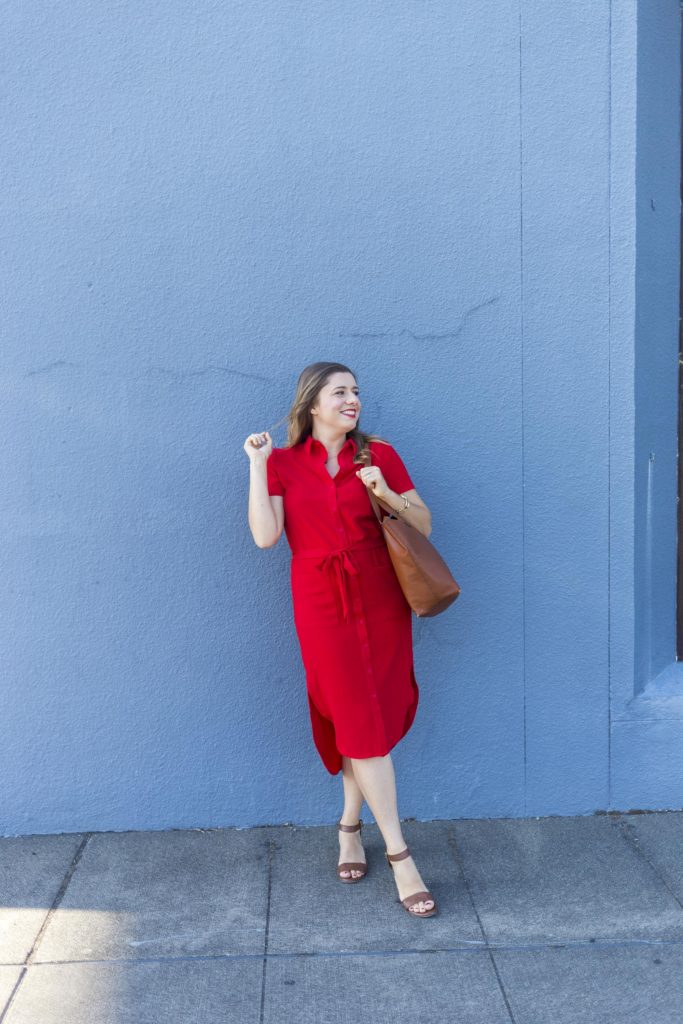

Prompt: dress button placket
[331,445,385,748]
[350,571,388,749]
[331,486,345,541]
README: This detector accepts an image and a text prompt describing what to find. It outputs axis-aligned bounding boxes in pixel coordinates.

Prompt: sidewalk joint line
[448,823,518,1021]
[258,837,275,1024]
[12,933,683,971]
[25,834,93,966]
[0,833,92,1022]
[610,815,683,912]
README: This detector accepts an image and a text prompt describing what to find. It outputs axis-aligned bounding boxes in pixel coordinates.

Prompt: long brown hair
[267,361,389,467]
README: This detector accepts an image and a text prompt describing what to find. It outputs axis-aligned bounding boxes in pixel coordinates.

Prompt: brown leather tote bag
[365,451,461,617]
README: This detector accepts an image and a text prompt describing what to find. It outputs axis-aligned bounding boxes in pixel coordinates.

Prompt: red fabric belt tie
[292,541,386,624]
[318,548,360,622]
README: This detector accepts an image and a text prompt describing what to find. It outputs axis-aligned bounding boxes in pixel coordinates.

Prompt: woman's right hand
[244,431,273,462]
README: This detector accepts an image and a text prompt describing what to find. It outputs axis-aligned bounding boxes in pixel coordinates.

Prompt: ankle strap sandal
[385,846,438,917]
[336,818,368,883]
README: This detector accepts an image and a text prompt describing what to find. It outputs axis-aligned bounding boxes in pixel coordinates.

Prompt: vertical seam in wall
[519,0,527,815]
[607,0,613,809]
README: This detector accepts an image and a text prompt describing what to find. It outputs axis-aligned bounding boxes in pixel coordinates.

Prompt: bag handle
[362,448,402,524]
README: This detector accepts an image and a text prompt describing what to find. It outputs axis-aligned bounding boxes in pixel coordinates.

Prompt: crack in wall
[339,294,501,342]
[24,362,273,384]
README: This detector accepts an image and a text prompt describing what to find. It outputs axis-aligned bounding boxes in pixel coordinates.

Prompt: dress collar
[303,432,357,462]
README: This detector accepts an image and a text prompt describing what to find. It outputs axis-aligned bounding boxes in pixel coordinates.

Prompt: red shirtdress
[266,432,420,775]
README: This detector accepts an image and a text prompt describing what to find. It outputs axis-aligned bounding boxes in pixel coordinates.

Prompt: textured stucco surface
[1,0,681,835]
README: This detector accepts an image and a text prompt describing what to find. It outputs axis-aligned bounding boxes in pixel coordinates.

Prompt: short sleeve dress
[266,432,420,775]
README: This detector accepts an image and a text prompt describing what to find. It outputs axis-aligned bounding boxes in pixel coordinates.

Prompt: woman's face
[311,372,361,433]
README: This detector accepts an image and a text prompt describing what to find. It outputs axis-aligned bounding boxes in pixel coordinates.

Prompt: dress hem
[310,667,420,776]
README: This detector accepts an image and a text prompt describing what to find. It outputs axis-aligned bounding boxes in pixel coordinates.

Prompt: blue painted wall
[1,0,680,836]
[611,0,683,807]
[633,0,681,690]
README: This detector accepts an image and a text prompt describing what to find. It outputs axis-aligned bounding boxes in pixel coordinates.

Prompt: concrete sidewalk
[1,810,683,1022]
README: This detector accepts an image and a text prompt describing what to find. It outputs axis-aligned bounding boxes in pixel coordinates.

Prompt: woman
[244,361,437,917]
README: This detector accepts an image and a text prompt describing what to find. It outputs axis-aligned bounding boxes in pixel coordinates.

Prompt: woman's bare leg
[349,753,434,914]
[337,756,366,879]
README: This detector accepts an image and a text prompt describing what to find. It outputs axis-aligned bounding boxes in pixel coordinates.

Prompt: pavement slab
[263,950,512,1024]
[0,968,23,1014]
[1,958,262,1024]
[492,943,683,1024]
[450,814,683,944]
[31,827,271,963]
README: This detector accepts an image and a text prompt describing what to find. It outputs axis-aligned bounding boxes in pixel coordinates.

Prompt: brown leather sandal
[385,846,438,917]
[337,819,368,883]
